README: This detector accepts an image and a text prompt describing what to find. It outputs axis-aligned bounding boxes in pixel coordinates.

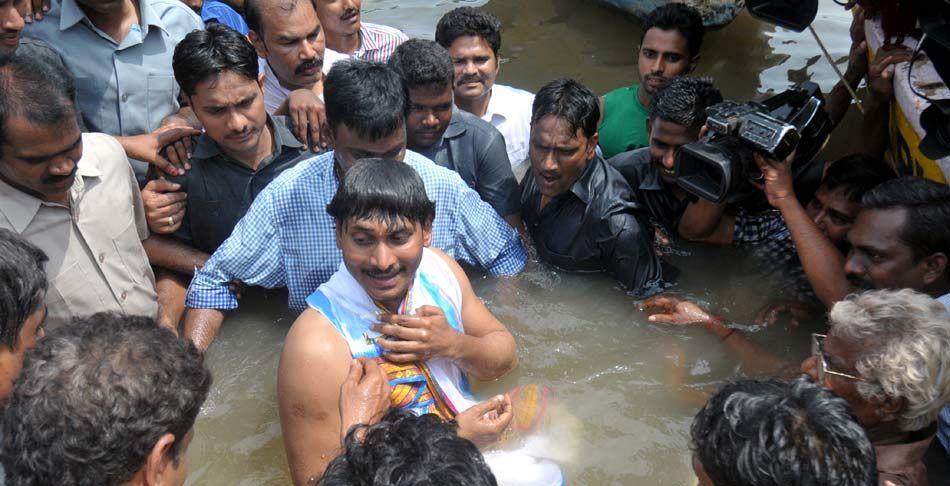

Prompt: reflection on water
[187,1,858,484]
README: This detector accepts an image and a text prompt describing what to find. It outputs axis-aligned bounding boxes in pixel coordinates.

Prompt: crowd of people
[0,0,947,484]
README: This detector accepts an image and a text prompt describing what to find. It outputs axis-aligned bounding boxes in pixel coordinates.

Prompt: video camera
[675,82,832,203]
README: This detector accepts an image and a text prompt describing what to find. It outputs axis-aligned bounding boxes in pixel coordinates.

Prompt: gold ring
[166,216,174,226]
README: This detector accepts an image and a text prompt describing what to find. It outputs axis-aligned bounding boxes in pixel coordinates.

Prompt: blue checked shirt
[186,150,526,312]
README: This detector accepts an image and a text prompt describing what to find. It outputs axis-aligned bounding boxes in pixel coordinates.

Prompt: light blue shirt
[186,150,527,313]
[25,0,203,174]
[200,0,247,35]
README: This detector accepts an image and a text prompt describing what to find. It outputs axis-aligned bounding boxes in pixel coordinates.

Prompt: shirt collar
[568,155,601,205]
[442,108,467,139]
[357,23,379,53]
[191,114,305,161]
[0,151,101,234]
[484,86,507,123]
[638,160,665,191]
[60,0,167,35]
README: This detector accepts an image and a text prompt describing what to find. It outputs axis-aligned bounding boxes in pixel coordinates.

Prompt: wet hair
[640,3,705,58]
[819,154,897,204]
[0,54,77,157]
[173,23,259,96]
[325,60,409,140]
[327,158,436,229]
[860,176,950,261]
[648,76,722,128]
[0,229,47,350]
[435,7,502,55]
[320,408,497,486]
[531,78,600,139]
[830,288,950,432]
[691,376,878,486]
[1,313,212,486]
[388,39,455,91]
[245,0,307,35]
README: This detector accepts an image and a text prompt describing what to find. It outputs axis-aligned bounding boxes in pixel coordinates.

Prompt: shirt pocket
[146,74,178,131]
[112,220,154,288]
[46,261,98,328]
[74,76,102,131]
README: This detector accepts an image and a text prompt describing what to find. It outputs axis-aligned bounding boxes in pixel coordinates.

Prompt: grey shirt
[417,109,520,217]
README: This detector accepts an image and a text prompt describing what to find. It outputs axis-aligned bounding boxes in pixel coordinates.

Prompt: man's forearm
[142,234,209,276]
[777,198,854,308]
[703,319,786,374]
[678,199,732,243]
[451,331,517,381]
[184,307,227,353]
[825,67,864,128]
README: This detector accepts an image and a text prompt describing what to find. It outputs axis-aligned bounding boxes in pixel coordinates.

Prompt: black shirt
[159,115,318,253]
[608,148,693,238]
[520,155,664,293]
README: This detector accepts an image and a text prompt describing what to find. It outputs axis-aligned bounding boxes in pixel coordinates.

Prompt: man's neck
[81,0,140,44]
[867,422,913,446]
[327,29,361,55]
[223,122,275,170]
[636,86,652,109]
[456,88,492,118]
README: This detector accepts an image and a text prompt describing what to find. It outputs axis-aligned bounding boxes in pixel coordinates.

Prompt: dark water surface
[186,1,859,484]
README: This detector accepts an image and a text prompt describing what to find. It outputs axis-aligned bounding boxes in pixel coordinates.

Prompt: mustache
[340,7,358,20]
[456,75,484,87]
[847,275,875,290]
[363,265,403,279]
[295,58,323,75]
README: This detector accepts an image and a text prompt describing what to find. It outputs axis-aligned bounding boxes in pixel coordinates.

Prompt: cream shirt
[0,133,158,328]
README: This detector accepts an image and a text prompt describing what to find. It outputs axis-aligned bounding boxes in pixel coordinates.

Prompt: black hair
[173,23,259,96]
[245,0,309,36]
[820,154,897,204]
[531,78,600,138]
[0,229,47,350]
[388,39,455,90]
[861,176,950,261]
[640,3,705,58]
[435,6,502,55]
[1,313,212,486]
[648,76,722,128]
[326,158,436,229]
[320,408,497,486]
[0,54,77,157]
[325,60,409,140]
[691,376,878,486]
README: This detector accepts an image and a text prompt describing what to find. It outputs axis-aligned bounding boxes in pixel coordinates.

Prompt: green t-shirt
[598,84,650,159]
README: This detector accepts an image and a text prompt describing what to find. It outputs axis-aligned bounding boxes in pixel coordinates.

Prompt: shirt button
[121,291,128,301]
[98,252,105,263]
[121,93,129,102]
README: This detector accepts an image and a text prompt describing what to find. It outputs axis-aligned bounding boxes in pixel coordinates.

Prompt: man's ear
[422,222,433,247]
[586,132,599,160]
[248,31,267,59]
[872,395,907,424]
[142,433,177,486]
[335,224,345,250]
[921,252,948,287]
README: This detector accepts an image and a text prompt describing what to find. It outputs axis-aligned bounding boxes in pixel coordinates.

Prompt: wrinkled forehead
[262,0,320,33]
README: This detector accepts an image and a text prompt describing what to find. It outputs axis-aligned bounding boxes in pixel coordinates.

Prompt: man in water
[313,0,406,63]
[598,3,704,159]
[387,38,521,227]
[183,61,525,352]
[522,78,664,293]
[435,7,534,167]
[277,159,518,482]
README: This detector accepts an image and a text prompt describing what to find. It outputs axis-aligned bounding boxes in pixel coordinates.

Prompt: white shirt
[261,50,345,114]
[481,83,535,167]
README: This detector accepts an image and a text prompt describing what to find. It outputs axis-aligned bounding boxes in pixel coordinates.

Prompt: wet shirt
[607,147,692,238]
[186,150,526,313]
[598,84,650,159]
[417,109,520,217]
[158,115,315,254]
[520,155,663,293]
[0,133,158,328]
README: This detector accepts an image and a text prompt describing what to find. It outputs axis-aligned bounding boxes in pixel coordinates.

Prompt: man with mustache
[183,61,525,353]
[0,55,203,330]
[436,7,534,167]
[521,78,664,293]
[387,39,521,228]
[313,0,405,63]
[598,3,703,159]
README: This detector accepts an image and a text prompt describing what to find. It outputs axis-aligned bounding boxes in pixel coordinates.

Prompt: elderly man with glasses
[800,289,950,486]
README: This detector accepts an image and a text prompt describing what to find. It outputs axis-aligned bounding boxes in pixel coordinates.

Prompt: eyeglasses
[811,333,864,382]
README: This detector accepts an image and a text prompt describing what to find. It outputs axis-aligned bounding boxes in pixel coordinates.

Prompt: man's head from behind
[0,54,82,202]
[435,7,502,107]
[320,408,497,486]
[845,177,950,293]
[529,78,600,200]
[0,228,46,402]
[388,39,455,151]
[638,4,704,99]
[174,24,266,161]
[1,313,212,486]
[807,154,897,244]
[691,376,877,486]
[325,60,408,170]
[327,159,435,311]
[247,0,325,91]
[0,0,27,58]
[647,76,721,183]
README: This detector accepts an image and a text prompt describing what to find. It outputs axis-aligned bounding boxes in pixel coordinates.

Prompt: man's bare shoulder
[281,309,351,373]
